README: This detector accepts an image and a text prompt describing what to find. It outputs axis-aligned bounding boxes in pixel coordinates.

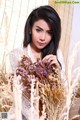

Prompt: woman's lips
[38,42,45,46]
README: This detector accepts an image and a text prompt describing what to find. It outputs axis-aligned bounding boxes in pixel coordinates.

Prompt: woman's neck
[30,42,41,53]
[27,43,42,62]
[30,43,41,58]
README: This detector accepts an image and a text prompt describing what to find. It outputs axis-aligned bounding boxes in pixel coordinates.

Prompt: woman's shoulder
[57,48,65,72]
[9,47,26,72]
[10,47,28,56]
[10,48,24,56]
[57,48,64,62]
[57,48,63,56]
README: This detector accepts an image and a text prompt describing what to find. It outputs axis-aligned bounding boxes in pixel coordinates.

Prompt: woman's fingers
[42,54,61,70]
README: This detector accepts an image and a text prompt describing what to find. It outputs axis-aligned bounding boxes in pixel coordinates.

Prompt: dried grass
[66,42,80,120]
[0,71,13,112]
[15,55,66,120]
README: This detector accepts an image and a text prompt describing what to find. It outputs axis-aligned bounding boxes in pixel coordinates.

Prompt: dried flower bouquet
[15,55,66,120]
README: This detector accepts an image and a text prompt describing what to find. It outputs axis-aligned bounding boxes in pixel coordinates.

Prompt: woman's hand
[42,54,61,70]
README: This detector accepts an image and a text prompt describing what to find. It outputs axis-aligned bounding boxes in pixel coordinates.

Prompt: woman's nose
[41,32,46,40]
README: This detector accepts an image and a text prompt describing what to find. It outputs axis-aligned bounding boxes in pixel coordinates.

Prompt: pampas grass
[66,42,80,120]
[13,75,22,120]
[0,71,13,112]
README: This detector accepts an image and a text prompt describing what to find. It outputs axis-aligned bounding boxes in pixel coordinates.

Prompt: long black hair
[23,5,61,58]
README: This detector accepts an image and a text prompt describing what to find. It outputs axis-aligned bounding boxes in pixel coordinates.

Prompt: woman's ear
[29,31,31,34]
[29,28,31,34]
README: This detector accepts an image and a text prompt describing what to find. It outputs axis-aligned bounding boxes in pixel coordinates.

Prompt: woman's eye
[47,31,53,35]
[36,29,41,32]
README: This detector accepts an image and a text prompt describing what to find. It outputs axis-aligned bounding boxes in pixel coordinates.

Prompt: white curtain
[67,4,80,81]
[0,0,48,68]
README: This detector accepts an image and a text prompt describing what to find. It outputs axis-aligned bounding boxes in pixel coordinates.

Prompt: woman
[10,5,65,72]
[9,5,66,120]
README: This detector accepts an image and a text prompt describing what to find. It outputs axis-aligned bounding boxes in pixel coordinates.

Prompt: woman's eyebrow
[36,26,43,30]
[36,26,52,31]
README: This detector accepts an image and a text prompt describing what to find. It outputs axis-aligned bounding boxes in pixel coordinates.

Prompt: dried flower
[15,55,66,120]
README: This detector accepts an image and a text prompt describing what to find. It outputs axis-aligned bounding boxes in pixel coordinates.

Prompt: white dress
[8,44,67,120]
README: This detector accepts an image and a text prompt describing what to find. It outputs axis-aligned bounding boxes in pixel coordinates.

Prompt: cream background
[49,1,80,78]
[0,0,80,119]
[0,0,80,75]
[0,0,48,71]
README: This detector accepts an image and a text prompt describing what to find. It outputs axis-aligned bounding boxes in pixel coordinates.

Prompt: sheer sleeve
[8,48,32,120]
[9,48,24,72]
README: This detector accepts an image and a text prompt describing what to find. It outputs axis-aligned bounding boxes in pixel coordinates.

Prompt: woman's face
[30,19,53,52]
